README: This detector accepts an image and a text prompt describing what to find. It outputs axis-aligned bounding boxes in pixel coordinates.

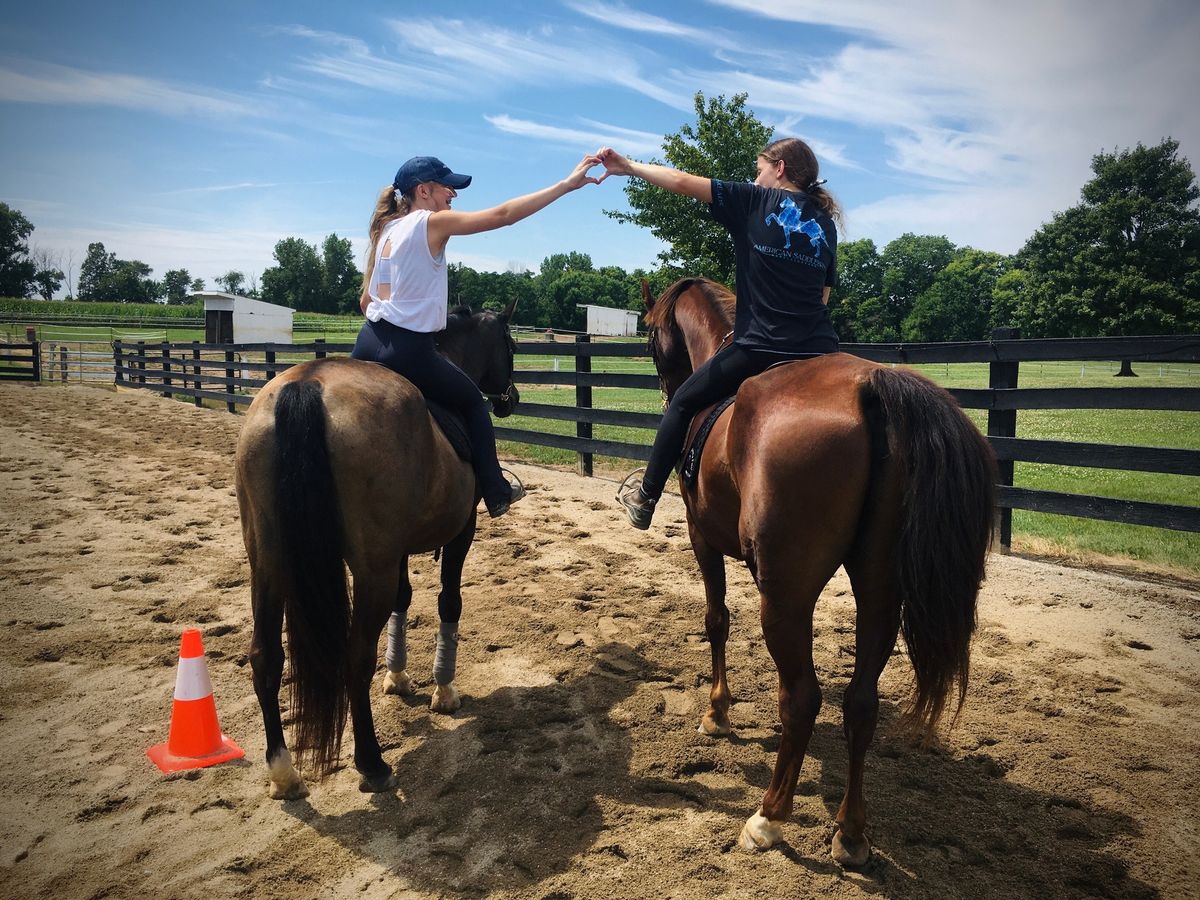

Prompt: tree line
[3,92,1197,339]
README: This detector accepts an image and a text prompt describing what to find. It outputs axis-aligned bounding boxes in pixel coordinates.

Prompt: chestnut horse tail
[866,367,996,741]
[273,378,350,777]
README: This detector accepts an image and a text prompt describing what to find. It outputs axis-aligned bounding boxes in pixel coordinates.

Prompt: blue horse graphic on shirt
[765,197,828,253]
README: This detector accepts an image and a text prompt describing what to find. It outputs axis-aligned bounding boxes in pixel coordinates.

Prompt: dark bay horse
[235,303,520,800]
[642,278,996,864]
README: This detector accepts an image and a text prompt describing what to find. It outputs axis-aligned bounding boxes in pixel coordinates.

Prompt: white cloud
[486,114,663,156]
[0,60,257,119]
[564,1,741,51]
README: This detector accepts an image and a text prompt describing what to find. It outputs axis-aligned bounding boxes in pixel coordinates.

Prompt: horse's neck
[679,299,731,369]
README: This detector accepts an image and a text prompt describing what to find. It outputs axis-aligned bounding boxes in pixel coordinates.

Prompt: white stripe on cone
[174,655,214,702]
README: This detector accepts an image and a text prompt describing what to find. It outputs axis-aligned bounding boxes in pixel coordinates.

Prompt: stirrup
[487,468,526,518]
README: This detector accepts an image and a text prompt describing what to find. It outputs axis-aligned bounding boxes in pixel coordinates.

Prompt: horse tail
[865,366,996,742]
[272,377,350,777]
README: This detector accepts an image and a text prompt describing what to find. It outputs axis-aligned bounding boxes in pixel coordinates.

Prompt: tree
[0,203,38,297]
[78,242,117,301]
[260,238,323,311]
[215,270,246,294]
[903,250,1008,341]
[162,269,193,305]
[606,92,773,286]
[865,233,960,341]
[828,238,883,342]
[321,234,361,313]
[1015,138,1200,336]
[190,277,206,292]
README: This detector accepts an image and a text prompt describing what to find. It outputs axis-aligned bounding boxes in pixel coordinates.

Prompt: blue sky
[2,0,1197,296]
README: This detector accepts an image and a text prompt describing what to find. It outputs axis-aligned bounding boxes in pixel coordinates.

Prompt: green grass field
[501,356,1200,573]
[4,316,1196,573]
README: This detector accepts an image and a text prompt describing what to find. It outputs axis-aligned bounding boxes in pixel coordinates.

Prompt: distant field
[4,313,1196,572]
[501,357,1200,573]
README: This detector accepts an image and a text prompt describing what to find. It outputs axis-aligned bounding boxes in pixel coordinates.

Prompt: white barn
[196,292,294,344]
[577,304,640,337]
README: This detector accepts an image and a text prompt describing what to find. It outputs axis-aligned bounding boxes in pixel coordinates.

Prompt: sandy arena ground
[0,382,1197,899]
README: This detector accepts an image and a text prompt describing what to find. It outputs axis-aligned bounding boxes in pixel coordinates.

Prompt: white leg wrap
[433,622,458,686]
[386,612,407,673]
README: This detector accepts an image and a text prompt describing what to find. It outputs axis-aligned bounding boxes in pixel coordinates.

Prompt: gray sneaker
[616,469,656,530]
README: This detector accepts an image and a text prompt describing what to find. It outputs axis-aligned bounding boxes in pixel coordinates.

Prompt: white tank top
[364,209,448,332]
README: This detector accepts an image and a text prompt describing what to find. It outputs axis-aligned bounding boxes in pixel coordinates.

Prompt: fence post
[265,349,276,383]
[315,338,326,359]
[192,342,202,407]
[136,341,146,385]
[31,337,41,383]
[59,345,68,383]
[575,334,593,477]
[224,349,236,414]
[161,342,172,398]
[112,341,123,386]
[988,327,1020,552]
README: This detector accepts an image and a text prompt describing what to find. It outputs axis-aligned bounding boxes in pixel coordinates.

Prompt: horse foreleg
[249,572,308,800]
[740,599,820,851]
[833,563,902,867]
[383,558,414,697]
[431,514,476,714]
[691,531,732,737]
[348,574,399,792]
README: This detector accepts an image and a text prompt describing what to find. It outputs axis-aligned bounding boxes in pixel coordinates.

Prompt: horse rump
[272,377,351,776]
[865,367,997,741]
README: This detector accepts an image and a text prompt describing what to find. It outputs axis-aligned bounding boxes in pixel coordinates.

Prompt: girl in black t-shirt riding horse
[597,138,843,529]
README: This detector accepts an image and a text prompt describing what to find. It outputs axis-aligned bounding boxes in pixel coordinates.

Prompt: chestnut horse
[642,278,995,864]
[235,303,519,800]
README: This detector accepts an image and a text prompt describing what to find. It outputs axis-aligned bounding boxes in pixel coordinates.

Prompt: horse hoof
[358,769,399,793]
[738,812,783,851]
[267,751,309,800]
[698,712,732,737]
[383,670,413,696]
[269,779,309,801]
[832,829,871,867]
[430,684,461,713]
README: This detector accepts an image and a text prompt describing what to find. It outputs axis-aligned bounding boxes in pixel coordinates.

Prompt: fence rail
[0,340,39,382]
[105,333,1200,545]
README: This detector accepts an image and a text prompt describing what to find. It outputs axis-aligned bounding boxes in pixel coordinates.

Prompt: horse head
[435,301,521,417]
[642,278,735,401]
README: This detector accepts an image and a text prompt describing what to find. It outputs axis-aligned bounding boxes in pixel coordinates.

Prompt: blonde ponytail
[362,186,413,293]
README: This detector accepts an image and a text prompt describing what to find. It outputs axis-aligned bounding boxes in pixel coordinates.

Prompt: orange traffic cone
[147,628,244,772]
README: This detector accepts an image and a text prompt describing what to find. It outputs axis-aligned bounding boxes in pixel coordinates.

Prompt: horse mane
[646,277,736,332]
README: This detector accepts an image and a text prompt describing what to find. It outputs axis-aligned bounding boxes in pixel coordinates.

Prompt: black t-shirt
[709,179,839,353]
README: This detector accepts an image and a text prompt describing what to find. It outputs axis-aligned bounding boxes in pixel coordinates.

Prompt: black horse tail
[866,367,996,742]
[273,378,350,777]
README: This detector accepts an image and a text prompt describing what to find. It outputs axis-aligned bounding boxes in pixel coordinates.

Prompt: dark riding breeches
[351,318,508,508]
[641,343,821,501]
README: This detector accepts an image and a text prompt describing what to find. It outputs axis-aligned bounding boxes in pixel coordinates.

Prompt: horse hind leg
[431,513,476,714]
[348,570,400,792]
[832,558,902,867]
[248,570,308,800]
[382,558,414,697]
[740,570,829,851]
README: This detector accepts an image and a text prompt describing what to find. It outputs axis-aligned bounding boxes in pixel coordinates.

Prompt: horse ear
[641,279,655,311]
[502,296,518,321]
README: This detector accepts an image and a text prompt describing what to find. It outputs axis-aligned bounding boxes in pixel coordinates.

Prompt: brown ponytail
[761,137,843,227]
[362,185,413,293]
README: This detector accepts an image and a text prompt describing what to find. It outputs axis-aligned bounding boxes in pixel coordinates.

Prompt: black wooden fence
[0,340,39,381]
[110,333,1200,547]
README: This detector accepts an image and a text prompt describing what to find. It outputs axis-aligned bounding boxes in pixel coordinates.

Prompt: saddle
[425,401,472,463]
[678,397,736,490]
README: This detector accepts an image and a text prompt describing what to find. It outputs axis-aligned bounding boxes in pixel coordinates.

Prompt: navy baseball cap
[393,157,472,194]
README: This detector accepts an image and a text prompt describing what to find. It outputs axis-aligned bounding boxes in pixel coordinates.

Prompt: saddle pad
[679,397,735,489]
[426,400,472,463]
